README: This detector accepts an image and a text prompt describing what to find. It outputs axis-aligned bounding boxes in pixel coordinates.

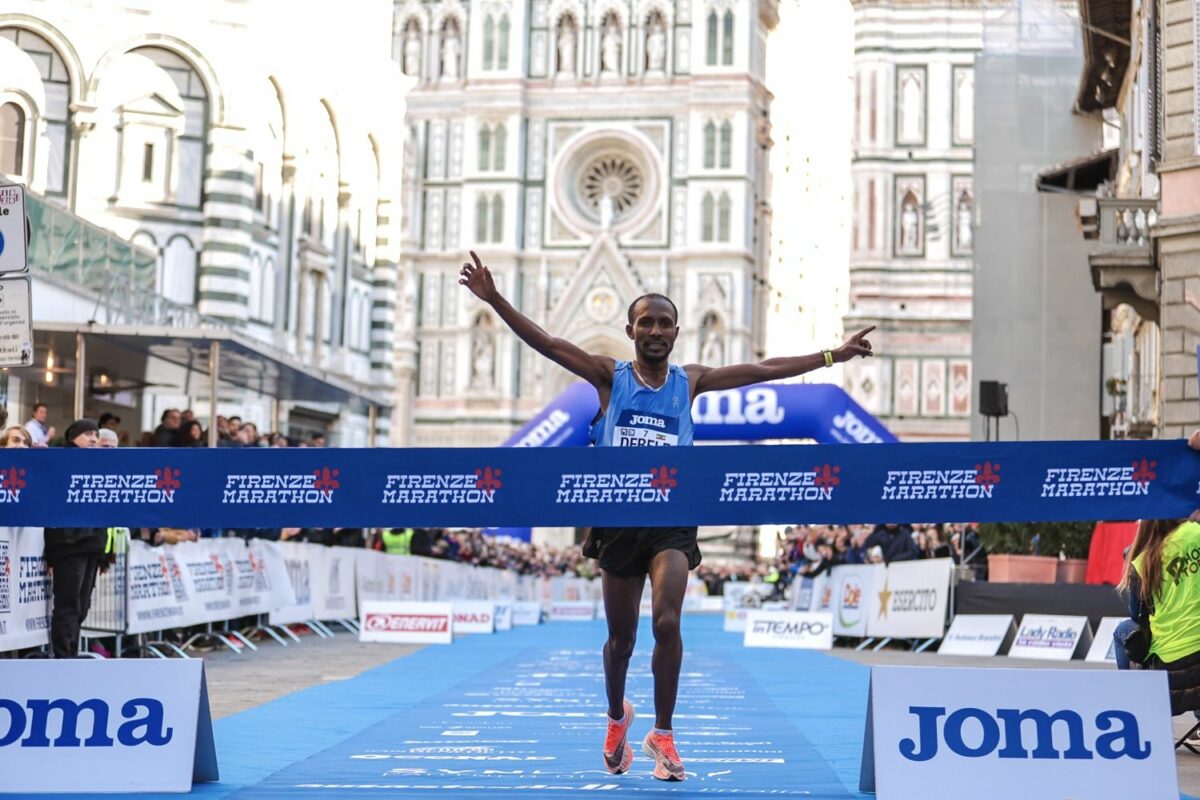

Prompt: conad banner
[0,440,1192,527]
[866,558,953,640]
[0,527,50,651]
[829,563,884,637]
[502,381,898,446]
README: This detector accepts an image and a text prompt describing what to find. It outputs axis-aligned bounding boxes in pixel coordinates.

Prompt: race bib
[613,410,679,447]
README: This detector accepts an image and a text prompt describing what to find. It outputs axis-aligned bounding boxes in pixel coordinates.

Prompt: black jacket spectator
[864,524,920,563]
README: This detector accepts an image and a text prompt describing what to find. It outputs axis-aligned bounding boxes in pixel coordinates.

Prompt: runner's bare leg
[602,570,647,720]
[648,549,689,730]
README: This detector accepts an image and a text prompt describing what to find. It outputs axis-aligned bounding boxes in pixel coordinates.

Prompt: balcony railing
[1079,196,1159,321]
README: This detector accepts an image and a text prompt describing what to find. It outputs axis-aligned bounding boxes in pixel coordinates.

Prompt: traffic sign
[0,275,33,367]
[0,183,28,273]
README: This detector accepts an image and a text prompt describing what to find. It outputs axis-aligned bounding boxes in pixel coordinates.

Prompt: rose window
[577,154,644,216]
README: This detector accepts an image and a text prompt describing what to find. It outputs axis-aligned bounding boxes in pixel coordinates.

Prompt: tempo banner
[860,666,1177,800]
[743,611,833,650]
[0,659,217,793]
[867,558,952,640]
[0,440,1194,528]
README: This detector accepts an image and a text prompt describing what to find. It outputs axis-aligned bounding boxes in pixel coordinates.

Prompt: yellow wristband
[823,350,834,368]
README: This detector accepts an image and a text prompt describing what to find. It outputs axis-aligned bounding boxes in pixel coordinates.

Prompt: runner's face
[627,298,678,365]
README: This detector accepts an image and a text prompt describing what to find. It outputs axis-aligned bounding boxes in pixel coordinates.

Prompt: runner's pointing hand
[459,250,498,304]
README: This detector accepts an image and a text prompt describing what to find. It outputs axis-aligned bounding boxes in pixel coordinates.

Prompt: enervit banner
[0,440,1193,527]
[938,614,1016,657]
[867,558,953,639]
[0,659,217,793]
[1008,615,1093,661]
[860,666,1177,800]
[360,601,453,644]
[743,611,833,650]
[0,527,50,651]
[829,563,883,637]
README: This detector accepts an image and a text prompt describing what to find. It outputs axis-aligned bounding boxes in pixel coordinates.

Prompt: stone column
[197,125,255,324]
[1155,217,1200,437]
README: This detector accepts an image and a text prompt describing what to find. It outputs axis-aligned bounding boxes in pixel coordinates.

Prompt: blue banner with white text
[0,440,1194,528]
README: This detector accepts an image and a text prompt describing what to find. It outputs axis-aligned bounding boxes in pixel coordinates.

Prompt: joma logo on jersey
[0,697,173,748]
[899,706,1150,762]
[629,414,666,428]
[67,470,179,503]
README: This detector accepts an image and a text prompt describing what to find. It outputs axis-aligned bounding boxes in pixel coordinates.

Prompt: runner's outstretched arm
[688,326,876,395]
[459,250,615,390]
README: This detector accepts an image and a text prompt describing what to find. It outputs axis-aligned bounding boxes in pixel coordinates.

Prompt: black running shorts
[582,526,702,578]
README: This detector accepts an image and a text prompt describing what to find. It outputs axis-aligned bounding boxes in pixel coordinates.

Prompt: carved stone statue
[441,23,461,80]
[646,22,666,72]
[404,25,422,76]
[557,21,576,74]
[601,24,621,75]
[470,322,495,388]
[900,198,919,252]
[956,193,973,251]
[599,195,614,229]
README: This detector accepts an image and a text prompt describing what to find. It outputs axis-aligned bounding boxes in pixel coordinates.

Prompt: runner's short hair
[627,293,679,325]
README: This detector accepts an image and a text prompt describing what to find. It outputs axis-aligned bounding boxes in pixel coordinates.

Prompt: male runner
[459,250,874,781]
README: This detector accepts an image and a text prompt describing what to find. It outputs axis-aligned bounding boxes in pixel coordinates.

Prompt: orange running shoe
[643,729,686,781]
[602,699,635,774]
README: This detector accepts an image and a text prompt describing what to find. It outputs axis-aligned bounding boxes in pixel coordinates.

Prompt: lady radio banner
[0,440,1195,527]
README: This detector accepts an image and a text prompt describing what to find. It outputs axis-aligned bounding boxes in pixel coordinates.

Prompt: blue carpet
[9,615,1194,798]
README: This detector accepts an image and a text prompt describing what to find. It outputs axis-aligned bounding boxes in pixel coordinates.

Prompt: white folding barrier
[0,526,50,652]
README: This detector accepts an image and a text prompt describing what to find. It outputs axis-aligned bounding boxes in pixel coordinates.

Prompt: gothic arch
[267,75,290,154]
[591,0,628,29]
[318,98,343,182]
[0,16,85,105]
[548,0,585,28]
[637,0,674,27]
[86,34,227,125]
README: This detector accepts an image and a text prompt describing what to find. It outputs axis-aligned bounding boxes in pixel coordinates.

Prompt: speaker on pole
[979,380,1008,417]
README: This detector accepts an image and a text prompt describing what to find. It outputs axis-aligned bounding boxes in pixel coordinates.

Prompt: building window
[478,125,492,171]
[721,11,734,65]
[952,66,974,145]
[706,11,718,65]
[896,66,926,146]
[703,121,716,168]
[142,143,155,182]
[719,120,732,168]
[475,194,489,241]
[493,124,506,171]
[701,192,715,241]
[483,16,496,70]
[498,15,510,70]
[0,103,25,177]
[490,194,504,242]
[717,192,731,241]
[474,193,503,243]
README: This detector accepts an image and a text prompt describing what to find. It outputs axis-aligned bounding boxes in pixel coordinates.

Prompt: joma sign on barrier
[860,666,1177,800]
[0,660,217,793]
[0,440,1196,528]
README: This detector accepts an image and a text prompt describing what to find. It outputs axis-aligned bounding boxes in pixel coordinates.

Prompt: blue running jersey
[590,361,693,447]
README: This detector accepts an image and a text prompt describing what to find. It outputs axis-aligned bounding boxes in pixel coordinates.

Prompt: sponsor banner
[790,573,831,612]
[511,601,541,626]
[0,441,1194,528]
[867,558,952,640]
[724,608,750,633]
[309,545,358,621]
[0,527,50,651]
[938,614,1016,657]
[829,563,883,637]
[493,602,512,631]
[860,666,1177,800]
[1086,617,1125,664]
[743,611,834,650]
[452,601,496,634]
[360,601,452,645]
[1009,614,1093,661]
[268,540,314,627]
[548,601,595,622]
[0,659,217,793]
[699,597,724,612]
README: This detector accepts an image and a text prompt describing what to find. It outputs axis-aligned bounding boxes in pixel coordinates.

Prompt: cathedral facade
[844,1,998,441]
[391,0,779,446]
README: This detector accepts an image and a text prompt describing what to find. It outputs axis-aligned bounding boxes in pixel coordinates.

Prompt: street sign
[0,184,28,274]
[0,275,33,368]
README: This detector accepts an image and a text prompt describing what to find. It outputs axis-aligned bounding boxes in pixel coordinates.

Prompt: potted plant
[978,522,1094,583]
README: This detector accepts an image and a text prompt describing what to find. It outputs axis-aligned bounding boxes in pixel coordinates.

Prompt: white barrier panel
[789,573,831,612]
[549,601,595,621]
[269,540,314,627]
[859,666,1177,800]
[309,545,358,620]
[724,609,749,633]
[743,611,833,650]
[453,601,496,634]
[0,659,217,793]
[494,602,513,631]
[699,597,723,612]
[1086,617,1125,663]
[762,600,789,611]
[595,599,607,620]
[866,558,952,639]
[938,615,1016,657]
[512,601,541,626]
[360,601,452,644]
[1008,615,1093,661]
[0,527,50,651]
[829,564,883,637]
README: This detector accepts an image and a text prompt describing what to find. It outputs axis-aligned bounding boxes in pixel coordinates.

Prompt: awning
[1035,148,1118,193]
[1076,0,1132,113]
[18,321,391,416]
